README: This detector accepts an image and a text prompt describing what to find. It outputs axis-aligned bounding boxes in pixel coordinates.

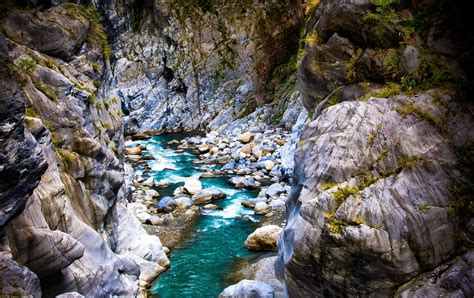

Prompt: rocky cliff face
[277,0,474,296]
[0,3,168,297]
[100,0,304,132]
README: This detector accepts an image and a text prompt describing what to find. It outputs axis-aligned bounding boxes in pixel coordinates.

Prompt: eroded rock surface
[277,93,474,296]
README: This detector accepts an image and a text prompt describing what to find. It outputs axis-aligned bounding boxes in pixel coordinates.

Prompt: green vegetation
[327,218,349,234]
[394,103,445,131]
[19,58,36,74]
[367,123,382,147]
[332,185,359,206]
[305,0,320,15]
[321,180,338,190]
[87,93,96,105]
[63,3,112,61]
[305,31,319,47]
[418,204,430,212]
[395,155,424,173]
[93,80,101,88]
[359,83,402,101]
[33,82,59,101]
[25,106,38,118]
[94,101,104,110]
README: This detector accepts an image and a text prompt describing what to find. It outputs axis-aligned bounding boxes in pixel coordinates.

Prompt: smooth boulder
[157,197,177,213]
[183,178,202,195]
[245,225,282,251]
[219,280,274,298]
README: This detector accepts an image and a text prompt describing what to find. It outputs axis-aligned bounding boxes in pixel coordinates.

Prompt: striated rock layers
[277,0,474,297]
[99,0,304,132]
[0,4,168,297]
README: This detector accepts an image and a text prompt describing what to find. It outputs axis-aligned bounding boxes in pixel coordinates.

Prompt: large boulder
[157,197,178,213]
[219,280,274,298]
[192,189,226,205]
[265,183,286,198]
[245,225,282,251]
[183,178,202,195]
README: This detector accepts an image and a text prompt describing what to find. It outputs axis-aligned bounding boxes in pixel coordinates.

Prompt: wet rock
[142,177,155,187]
[400,45,420,74]
[200,172,216,179]
[192,189,226,205]
[156,180,170,188]
[157,197,177,213]
[219,280,274,298]
[229,176,246,188]
[203,204,222,210]
[245,225,282,251]
[183,179,202,195]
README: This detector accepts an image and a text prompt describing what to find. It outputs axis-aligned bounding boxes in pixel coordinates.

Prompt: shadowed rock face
[0,33,46,298]
[0,6,89,61]
[0,34,47,228]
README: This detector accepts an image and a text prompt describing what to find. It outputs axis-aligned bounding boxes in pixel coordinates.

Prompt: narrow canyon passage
[126,134,271,296]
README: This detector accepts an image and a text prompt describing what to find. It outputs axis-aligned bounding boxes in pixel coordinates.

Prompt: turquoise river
[126,134,266,297]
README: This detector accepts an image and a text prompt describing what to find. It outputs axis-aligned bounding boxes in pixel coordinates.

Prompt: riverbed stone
[219,280,274,298]
[265,183,286,198]
[238,132,254,143]
[126,146,142,155]
[183,179,202,195]
[192,189,226,205]
[157,197,178,213]
[175,197,193,209]
[245,225,282,251]
[254,202,270,215]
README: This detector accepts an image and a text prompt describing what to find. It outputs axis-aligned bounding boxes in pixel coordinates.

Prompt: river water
[127,134,264,297]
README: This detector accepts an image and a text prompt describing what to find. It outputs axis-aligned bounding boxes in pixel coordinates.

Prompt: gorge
[1,0,473,297]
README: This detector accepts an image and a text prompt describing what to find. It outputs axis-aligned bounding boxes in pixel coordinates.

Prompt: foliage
[321,180,337,190]
[326,218,348,234]
[34,82,59,101]
[332,185,359,206]
[63,3,112,61]
[394,103,445,131]
[305,0,320,15]
[359,83,402,101]
[19,58,36,74]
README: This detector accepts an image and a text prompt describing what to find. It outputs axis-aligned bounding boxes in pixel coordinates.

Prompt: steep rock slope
[100,0,304,132]
[0,4,168,296]
[277,0,474,296]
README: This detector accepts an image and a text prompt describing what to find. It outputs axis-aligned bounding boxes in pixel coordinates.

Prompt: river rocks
[265,183,287,198]
[254,202,270,215]
[204,204,222,210]
[229,177,247,188]
[126,146,142,155]
[156,180,170,188]
[183,179,202,195]
[245,225,282,251]
[192,189,226,205]
[175,197,193,209]
[219,280,274,298]
[142,177,155,187]
[157,197,178,213]
[238,132,254,143]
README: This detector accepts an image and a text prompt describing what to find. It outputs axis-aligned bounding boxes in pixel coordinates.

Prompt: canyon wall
[277,0,474,296]
[0,4,169,296]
